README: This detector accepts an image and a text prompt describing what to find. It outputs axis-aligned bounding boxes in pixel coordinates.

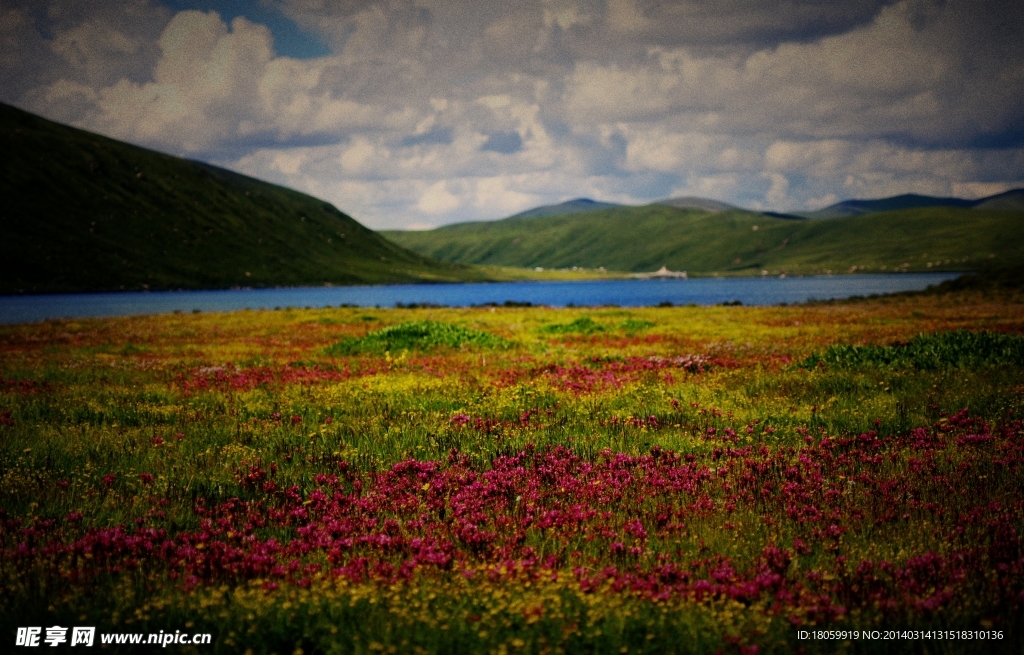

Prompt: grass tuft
[802,329,1024,369]
[540,317,606,334]
[328,320,508,355]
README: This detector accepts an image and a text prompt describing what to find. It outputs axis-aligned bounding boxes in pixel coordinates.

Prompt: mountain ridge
[383,203,1024,275]
[424,188,1024,231]
[796,193,975,220]
[508,198,623,219]
[654,196,741,213]
[0,102,487,294]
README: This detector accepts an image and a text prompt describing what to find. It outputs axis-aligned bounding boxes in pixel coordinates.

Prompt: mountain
[654,196,741,213]
[796,190,1023,219]
[0,103,485,294]
[508,198,622,219]
[972,188,1024,212]
[382,204,1024,275]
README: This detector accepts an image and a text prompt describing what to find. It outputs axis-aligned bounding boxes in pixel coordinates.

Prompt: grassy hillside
[383,204,1024,275]
[0,103,487,294]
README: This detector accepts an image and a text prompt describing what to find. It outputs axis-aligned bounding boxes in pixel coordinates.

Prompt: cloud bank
[2,0,1022,228]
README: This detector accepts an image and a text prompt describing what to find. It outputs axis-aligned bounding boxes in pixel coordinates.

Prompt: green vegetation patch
[802,330,1024,369]
[541,317,655,335]
[540,317,606,334]
[329,321,507,355]
[619,318,655,333]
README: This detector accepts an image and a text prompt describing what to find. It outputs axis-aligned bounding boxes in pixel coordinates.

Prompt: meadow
[1,290,1023,653]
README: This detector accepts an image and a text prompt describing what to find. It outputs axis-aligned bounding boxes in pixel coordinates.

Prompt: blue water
[0,274,959,325]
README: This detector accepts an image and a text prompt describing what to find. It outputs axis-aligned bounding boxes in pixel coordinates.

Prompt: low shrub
[802,329,1024,369]
[328,320,507,355]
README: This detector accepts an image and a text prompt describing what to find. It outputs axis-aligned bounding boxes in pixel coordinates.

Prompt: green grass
[327,320,508,355]
[539,317,606,334]
[383,204,1024,275]
[802,330,1024,369]
[0,103,490,293]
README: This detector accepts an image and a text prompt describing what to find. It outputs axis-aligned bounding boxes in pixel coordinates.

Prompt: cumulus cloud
[563,1,1024,145]
[2,0,168,109]
[1,0,1022,226]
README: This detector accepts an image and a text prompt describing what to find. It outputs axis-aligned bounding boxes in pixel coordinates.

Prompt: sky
[2,0,1023,230]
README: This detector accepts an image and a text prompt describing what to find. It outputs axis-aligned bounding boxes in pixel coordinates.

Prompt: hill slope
[382,204,1024,275]
[0,103,485,294]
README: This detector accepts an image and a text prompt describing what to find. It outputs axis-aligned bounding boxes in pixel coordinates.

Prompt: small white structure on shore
[633,266,687,279]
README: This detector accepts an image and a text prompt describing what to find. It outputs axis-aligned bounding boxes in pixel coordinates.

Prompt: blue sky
[163,0,329,59]
[2,0,1022,229]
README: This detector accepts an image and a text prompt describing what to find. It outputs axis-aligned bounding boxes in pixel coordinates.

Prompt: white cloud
[563,1,1023,144]
[1,0,1021,227]
[763,172,791,208]
[764,140,850,175]
[951,182,1023,199]
[471,177,539,214]
[417,181,461,214]
[669,174,741,201]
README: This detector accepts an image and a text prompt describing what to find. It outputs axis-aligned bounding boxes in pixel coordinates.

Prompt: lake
[0,273,959,324]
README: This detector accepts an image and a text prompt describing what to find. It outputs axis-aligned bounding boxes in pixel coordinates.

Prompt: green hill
[0,103,487,294]
[383,204,1024,275]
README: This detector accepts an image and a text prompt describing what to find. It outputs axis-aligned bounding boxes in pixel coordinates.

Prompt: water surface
[0,273,959,325]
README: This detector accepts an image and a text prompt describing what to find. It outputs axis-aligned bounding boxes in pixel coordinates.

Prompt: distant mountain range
[793,190,1024,219]
[384,196,1024,276]
[498,188,1024,223]
[0,103,485,294]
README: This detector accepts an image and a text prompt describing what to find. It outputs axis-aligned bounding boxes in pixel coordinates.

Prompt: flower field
[2,293,1024,653]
